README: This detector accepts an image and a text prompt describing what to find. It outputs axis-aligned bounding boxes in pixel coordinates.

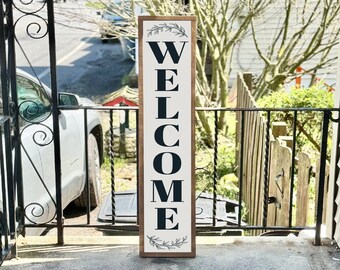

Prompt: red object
[102,97,138,107]
[102,86,139,107]
[296,66,302,88]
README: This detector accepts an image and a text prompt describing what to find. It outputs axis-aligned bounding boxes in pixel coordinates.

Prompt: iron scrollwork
[12,0,46,15]
[18,100,51,123]
[11,0,57,225]
[14,14,48,39]
[11,0,48,40]
[20,123,57,224]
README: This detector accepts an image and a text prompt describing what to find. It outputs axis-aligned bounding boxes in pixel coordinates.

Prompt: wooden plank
[315,159,330,224]
[296,152,311,226]
[242,82,258,227]
[243,86,252,221]
[254,115,269,228]
[267,140,278,226]
[244,110,251,212]
[248,112,256,225]
[241,86,247,205]
[267,140,292,226]
[250,114,263,234]
[271,122,287,138]
[243,73,253,93]
[255,116,265,228]
[277,142,292,226]
[250,114,260,226]
[278,136,293,149]
[238,77,247,211]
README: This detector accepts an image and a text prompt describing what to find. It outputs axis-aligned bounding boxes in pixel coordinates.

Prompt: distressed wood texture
[236,73,267,228]
[315,159,330,224]
[296,152,312,226]
[267,140,292,226]
[236,73,329,231]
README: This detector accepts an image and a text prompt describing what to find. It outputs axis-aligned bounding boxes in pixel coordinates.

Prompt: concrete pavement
[2,236,340,270]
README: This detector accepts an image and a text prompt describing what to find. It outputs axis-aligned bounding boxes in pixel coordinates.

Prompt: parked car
[1,70,103,234]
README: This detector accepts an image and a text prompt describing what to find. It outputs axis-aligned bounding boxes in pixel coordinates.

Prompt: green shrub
[257,83,333,157]
[257,83,333,108]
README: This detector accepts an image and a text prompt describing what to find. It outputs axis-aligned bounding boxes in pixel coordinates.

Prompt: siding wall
[227,1,339,243]
[229,1,338,89]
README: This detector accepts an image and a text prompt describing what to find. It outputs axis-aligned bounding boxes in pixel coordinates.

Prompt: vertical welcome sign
[138,16,196,257]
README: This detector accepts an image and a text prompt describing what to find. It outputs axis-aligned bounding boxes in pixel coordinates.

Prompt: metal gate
[0,0,62,263]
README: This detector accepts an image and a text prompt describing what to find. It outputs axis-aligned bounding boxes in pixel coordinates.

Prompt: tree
[95,0,272,145]
[190,0,271,142]
[257,83,334,154]
[93,0,339,144]
[251,0,340,99]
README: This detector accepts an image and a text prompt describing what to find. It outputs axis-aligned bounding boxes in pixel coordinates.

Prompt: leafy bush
[257,83,333,156]
[257,83,333,108]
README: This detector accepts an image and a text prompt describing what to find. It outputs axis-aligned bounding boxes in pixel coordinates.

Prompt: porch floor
[2,236,339,270]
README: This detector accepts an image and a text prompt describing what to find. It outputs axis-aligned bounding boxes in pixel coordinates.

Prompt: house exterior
[226,0,340,244]
[229,1,339,91]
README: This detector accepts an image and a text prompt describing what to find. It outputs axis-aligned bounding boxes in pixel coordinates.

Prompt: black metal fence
[21,105,335,246]
[0,116,16,265]
[0,103,337,266]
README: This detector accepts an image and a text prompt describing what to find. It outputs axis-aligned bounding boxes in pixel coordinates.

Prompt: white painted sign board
[138,16,196,257]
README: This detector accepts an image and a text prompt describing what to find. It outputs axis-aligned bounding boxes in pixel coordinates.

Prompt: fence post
[243,73,253,94]
[315,160,330,224]
[271,122,287,138]
[315,110,330,246]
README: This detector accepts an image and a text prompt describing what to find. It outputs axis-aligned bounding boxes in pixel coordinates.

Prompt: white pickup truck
[2,70,103,233]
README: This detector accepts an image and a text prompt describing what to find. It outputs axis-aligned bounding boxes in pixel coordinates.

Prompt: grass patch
[101,157,137,194]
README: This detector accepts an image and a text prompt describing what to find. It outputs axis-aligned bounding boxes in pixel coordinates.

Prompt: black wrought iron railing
[23,105,336,247]
[0,115,15,265]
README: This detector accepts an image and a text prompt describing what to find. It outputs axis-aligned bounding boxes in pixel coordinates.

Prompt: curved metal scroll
[20,123,57,224]
[12,0,57,225]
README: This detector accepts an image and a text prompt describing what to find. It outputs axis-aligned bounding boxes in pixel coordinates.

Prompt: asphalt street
[14,0,135,102]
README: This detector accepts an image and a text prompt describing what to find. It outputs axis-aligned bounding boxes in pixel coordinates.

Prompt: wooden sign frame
[138,16,196,258]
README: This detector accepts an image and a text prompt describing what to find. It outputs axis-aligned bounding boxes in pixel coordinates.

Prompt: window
[17,75,51,125]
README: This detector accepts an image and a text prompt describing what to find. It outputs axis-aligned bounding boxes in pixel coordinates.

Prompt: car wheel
[74,134,102,208]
